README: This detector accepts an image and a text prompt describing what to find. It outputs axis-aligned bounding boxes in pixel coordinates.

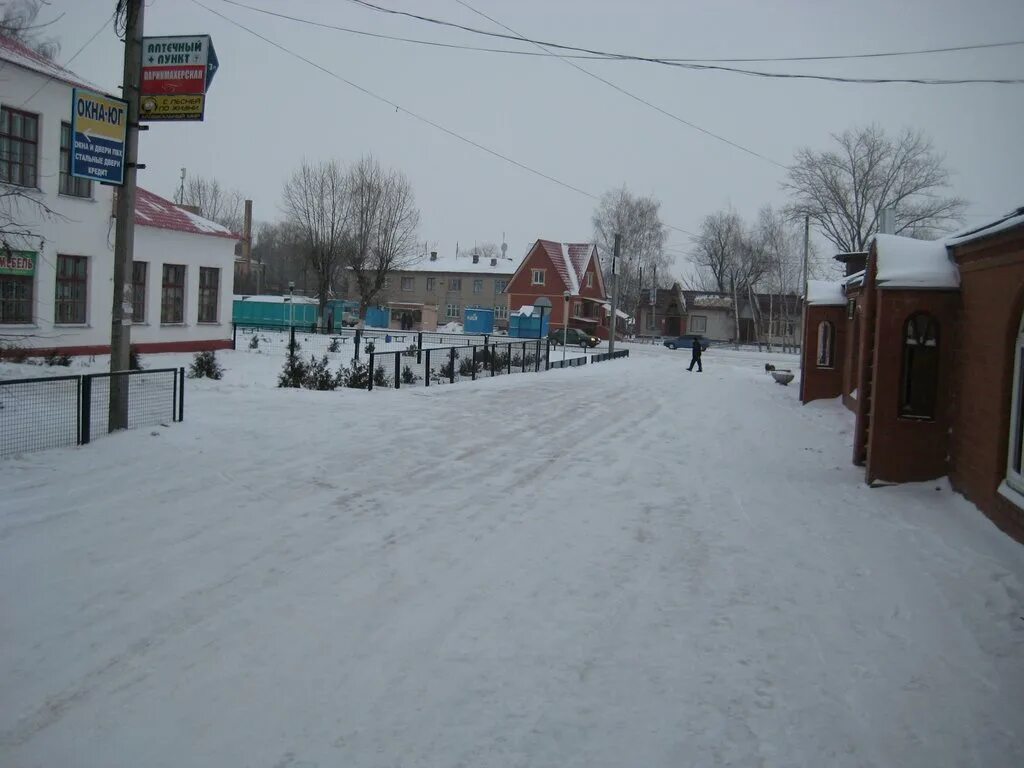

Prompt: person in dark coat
[687,337,703,372]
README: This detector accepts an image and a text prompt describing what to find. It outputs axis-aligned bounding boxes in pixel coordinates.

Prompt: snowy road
[2,348,1023,767]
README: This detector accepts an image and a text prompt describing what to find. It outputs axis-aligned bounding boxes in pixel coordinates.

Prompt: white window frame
[817,320,835,369]
[573,302,583,318]
[494,303,509,320]
[448,277,462,292]
[494,279,507,295]
[446,303,460,319]
[531,268,545,286]
[1006,311,1024,498]
[586,272,593,288]
[426,277,435,292]
[689,314,707,334]
[473,278,483,294]
[401,276,415,292]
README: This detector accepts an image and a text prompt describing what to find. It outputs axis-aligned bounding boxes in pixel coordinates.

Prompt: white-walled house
[1,35,237,355]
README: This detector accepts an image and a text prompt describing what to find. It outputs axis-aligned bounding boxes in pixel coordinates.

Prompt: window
[132,261,147,323]
[689,315,708,334]
[383,277,390,290]
[473,279,483,294]
[586,272,593,288]
[900,313,939,419]
[816,321,835,368]
[448,277,462,292]
[0,250,35,324]
[401,276,415,292]
[446,303,460,319]
[531,269,545,286]
[426,277,436,292]
[54,254,87,324]
[161,264,186,324]
[494,303,509,320]
[1008,312,1024,494]
[198,267,219,323]
[494,279,507,295]
[59,122,91,198]
[0,107,39,187]
[573,302,583,318]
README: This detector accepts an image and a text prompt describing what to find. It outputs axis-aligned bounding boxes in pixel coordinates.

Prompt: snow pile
[873,234,960,289]
[806,280,846,306]
[437,321,464,333]
[693,294,733,309]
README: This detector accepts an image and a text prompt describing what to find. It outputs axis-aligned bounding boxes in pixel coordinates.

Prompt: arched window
[816,321,835,368]
[1008,312,1024,493]
[900,313,939,419]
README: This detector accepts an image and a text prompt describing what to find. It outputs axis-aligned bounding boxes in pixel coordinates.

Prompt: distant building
[800,209,1024,543]
[0,36,237,354]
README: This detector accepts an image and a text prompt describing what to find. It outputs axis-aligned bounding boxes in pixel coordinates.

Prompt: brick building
[506,240,623,338]
[800,209,1024,543]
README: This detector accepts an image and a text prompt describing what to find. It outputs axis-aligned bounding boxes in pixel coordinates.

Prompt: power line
[19,11,116,107]
[192,1,697,237]
[216,0,1024,66]
[344,0,1024,85]
[452,0,784,168]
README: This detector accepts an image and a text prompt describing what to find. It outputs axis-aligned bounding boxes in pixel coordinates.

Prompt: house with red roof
[1,34,237,355]
[506,240,622,338]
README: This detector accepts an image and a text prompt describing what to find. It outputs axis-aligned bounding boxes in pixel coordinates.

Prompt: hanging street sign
[70,88,128,185]
[140,35,218,121]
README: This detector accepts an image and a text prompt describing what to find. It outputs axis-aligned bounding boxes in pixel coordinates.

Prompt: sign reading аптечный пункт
[140,35,219,121]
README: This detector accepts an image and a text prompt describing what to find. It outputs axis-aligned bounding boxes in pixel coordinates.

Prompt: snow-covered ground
[2,346,1023,767]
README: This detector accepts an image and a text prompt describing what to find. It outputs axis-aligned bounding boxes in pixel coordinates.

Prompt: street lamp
[533,296,552,340]
[562,290,571,364]
[288,280,295,329]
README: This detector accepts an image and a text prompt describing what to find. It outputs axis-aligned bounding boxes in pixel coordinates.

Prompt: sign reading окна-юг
[70,89,128,185]
[140,35,219,121]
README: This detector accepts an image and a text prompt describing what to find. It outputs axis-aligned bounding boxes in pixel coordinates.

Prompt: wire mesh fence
[0,368,184,458]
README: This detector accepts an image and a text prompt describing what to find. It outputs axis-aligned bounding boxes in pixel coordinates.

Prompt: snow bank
[873,234,959,289]
[806,280,846,306]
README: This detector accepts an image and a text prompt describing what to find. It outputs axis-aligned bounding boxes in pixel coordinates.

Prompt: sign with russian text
[0,250,36,276]
[140,35,218,121]
[70,89,127,185]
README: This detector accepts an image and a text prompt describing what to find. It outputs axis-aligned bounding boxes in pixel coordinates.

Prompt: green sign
[0,250,36,276]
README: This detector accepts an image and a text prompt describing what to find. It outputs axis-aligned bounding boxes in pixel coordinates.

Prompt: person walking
[687,336,703,372]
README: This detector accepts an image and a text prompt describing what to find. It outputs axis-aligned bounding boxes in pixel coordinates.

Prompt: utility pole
[608,233,621,355]
[799,214,809,381]
[109,0,144,430]
[651,264,657,338]
[177,167,185,204]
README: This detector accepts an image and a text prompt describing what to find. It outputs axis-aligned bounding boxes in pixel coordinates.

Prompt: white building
[1,35,237,355]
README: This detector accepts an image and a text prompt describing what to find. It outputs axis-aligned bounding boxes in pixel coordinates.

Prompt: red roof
[134,188,239,240]
[0,34,99,90]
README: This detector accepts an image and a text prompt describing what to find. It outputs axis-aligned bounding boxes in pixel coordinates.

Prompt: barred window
[59,122,91,197]
[198,267,219,323]
[0,251,34,323]
[0,107,38,187]
[900,313,939,419]
[162,264,186,324]
[54,255,87,324]
[132,261,147,322]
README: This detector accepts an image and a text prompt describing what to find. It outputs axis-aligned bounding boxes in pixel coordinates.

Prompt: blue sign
[70,88,128,185]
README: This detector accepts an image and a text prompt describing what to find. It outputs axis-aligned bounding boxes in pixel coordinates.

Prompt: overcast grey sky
[39,0,1024,274]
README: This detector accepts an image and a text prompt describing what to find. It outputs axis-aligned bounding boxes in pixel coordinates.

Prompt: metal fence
[367,339,546,390]
[0,367,184,458]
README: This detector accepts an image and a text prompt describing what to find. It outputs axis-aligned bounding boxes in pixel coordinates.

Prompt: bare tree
[345,156,420,321]
[245,220,307,295]
[592,185,669,312]
[468,242,500,261]
[179,175,244,233]
[783,124,966,252]
[755,205,804,347]
[0,0,60,59]
[1,186,58,256]
[282,160,350,325]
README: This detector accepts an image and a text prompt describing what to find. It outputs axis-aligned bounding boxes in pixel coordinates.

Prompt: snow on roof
[400,253,521,275]
[601,303,632,320]
[0,35,102,91]
[513,305,536,317]
[805,280,846,306]
[234,294,318,304]
[873,234,959,290]
[534,240,600,296]
[945,206,1024,247]
[135,188,238,240]
[692,294,733,309]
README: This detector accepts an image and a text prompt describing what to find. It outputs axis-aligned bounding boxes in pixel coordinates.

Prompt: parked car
[548,327,600,348]
[663,334,709,351]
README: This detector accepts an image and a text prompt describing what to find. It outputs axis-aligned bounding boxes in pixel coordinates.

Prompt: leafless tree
[178,175,245,233]
[468,242,500,261]
[282,160,350,325]
[592,185,669,313]
[345,156,420,321]
[783,124,966,253]
[243,220,307,295]
[755,205,804,347]
[0,0,60,59]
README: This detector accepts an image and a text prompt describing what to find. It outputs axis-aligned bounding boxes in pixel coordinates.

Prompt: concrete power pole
[607,233,621,355]
[799,214,809,383]
[109,0,144,430]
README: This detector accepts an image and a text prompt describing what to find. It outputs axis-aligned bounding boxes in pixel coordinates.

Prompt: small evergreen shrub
[248,334,260,350]
[44,350,72,367]
[339,360,370,389]
[328,337,341,353]
[189,350,224,380]
[303,355,337,390]
[129,346,143,370]
[373,364,389,387]
[401,365,419,384]
[364,341,376,355]
[403,343,418,358]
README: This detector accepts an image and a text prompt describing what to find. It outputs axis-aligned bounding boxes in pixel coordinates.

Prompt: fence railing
[367,339,547,390]
[0,367,184,458]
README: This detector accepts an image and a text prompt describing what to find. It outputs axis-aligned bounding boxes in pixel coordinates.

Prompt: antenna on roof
[177,168,186,204]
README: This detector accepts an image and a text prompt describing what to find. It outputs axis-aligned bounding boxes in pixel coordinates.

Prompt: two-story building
[0,35,237,355]
[341,250,520,331]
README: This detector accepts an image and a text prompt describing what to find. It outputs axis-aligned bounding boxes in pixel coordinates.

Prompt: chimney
[430,251,437,262]
[242,199,253,264]
[472,253,479,264]
[490,257,497,267]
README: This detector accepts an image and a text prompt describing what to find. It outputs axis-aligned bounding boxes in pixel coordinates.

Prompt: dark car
[663,334,709,351]
[549,327,600,348]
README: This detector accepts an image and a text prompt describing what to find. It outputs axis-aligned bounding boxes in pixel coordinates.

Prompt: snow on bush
[188,351,224,380]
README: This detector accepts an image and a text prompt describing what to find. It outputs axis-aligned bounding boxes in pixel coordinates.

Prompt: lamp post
[288,281,295,329]
[562,290,571,364]
[533,296,552,340]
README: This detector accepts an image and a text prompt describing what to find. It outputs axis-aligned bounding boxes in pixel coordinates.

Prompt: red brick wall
[507,242,570,328]
[948,231,1024,542]
[800,304,846,403]
[865,289,958,484]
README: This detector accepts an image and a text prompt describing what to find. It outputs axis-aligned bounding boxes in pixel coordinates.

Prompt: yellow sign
[139,93,205,122]
[71,89,127,184]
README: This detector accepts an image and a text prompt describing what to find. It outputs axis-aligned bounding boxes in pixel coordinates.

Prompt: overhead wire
[343,0,1024,85]
[19,10,117,107]
[451,0,785,168]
